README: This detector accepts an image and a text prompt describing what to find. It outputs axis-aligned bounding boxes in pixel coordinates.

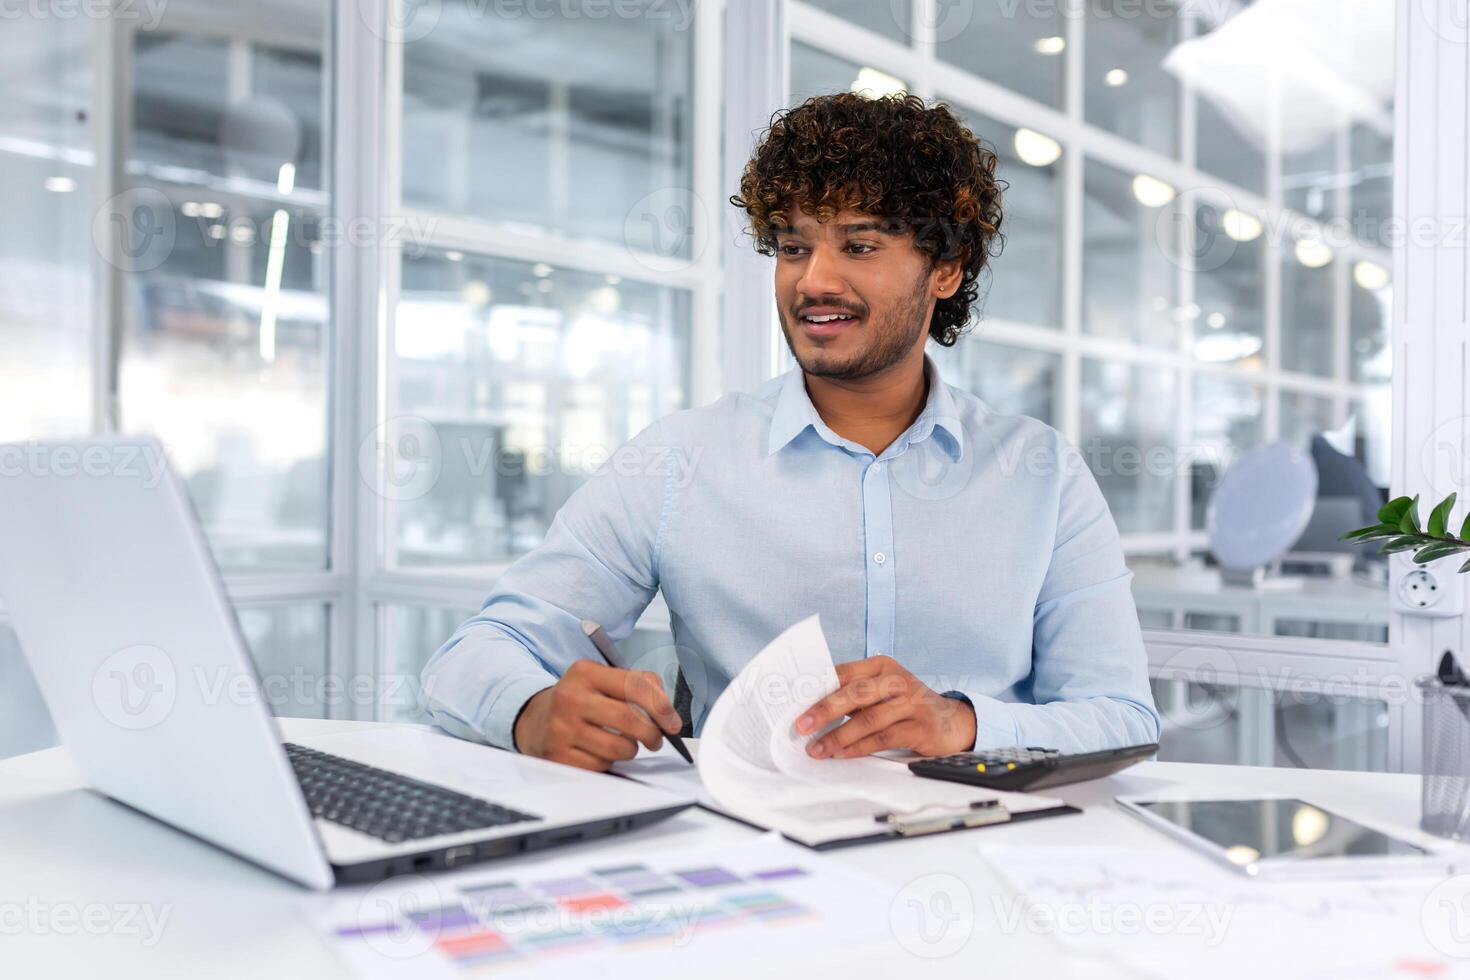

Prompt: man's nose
[796,244,844,298]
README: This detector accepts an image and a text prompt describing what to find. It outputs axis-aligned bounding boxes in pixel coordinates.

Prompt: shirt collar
[765,352,965,462]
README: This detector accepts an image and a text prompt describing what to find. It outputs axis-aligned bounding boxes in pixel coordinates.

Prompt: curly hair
[729,92,1006,347]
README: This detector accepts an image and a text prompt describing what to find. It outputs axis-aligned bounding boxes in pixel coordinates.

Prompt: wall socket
[1391,556,1467,618]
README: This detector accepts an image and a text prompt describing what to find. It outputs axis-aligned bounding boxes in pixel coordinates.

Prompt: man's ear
[931,256,964,299]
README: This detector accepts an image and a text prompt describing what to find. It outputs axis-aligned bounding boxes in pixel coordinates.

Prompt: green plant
[1342,493,1470,572]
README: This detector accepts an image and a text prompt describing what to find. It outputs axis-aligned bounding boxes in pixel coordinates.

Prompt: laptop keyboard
[285,743,540,844]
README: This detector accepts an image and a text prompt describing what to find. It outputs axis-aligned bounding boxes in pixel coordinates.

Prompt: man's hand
[794,655,976,759]
[512,659,683,771]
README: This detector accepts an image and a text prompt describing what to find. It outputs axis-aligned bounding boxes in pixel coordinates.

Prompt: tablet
[1115,795,1450,880]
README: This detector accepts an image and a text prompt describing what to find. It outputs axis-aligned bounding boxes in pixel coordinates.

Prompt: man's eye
[846,243,876,254]
[779,244,807,256]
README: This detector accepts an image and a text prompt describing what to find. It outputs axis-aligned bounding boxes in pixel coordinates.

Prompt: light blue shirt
[421,352,1161,755]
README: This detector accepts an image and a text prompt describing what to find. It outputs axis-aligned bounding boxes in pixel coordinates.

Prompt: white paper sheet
[611,739,720,811]
[980,844,1470,979]
[695,614,1063,846]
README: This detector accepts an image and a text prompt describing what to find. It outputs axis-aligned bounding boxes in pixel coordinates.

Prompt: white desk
[1,718,1464,979]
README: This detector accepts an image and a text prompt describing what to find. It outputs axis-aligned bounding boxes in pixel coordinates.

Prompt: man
[421,93,1160,771]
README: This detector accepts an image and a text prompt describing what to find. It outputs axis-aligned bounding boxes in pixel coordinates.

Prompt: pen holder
[1419,676,1470,840]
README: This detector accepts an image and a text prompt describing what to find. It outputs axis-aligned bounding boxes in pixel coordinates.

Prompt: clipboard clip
[874,799,1012,837]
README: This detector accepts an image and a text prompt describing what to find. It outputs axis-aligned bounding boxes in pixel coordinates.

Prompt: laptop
[0,436,693,890]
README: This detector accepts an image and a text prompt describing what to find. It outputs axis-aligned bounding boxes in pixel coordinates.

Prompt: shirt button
[873,552,886,565]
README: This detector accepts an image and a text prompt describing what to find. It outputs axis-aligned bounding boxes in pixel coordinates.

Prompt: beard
[779,270,931,382]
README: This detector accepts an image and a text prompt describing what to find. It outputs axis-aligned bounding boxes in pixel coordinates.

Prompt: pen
[580,619,694,765]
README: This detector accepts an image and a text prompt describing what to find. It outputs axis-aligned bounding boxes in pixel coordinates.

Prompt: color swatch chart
[320,836,887,979]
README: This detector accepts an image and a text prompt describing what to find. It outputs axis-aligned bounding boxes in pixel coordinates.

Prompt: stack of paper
[621,614,1065,846]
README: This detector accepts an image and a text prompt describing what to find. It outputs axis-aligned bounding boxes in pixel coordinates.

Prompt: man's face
[773,206,955,382]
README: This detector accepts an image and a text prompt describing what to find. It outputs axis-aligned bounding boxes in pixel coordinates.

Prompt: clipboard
[670,793,1083,851]
[805,798,1083,851]
[612,750,1083,849]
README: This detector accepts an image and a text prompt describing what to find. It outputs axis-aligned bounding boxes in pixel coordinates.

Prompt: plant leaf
[1380,535,1428,555]
[1462,556,1470,574]
[1461,509,1470,543]
[1429,493,1457,538]
[1379,496,1413,525]
[1400,495,1422,534]
[1342,524,1397,540]
[1414,542,1465,564]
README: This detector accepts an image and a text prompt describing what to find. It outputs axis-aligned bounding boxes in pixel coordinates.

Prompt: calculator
[908,742,1158,792]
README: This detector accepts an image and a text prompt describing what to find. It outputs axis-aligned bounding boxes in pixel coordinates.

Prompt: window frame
[781,0,1431,773]
[5,0,1433,770]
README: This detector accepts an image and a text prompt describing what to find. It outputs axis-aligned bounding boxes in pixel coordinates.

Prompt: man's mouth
[798,310,862,336]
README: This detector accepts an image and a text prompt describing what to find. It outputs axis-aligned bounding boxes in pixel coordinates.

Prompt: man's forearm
[420,624,558,750]
[950,690,1160,755]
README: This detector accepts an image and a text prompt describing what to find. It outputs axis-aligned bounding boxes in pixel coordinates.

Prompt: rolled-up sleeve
[947,439,1162,754]
[419,420,675,750]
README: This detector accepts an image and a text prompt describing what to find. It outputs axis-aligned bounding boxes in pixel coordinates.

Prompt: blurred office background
[1,0,1398,771]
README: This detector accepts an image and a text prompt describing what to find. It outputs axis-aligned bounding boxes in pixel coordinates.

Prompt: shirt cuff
[942,690,1021,751]
[485,673,558,751]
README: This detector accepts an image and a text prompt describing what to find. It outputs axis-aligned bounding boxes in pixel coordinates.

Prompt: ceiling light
[1353,259,1390,290]
[1034,36,1066,55]
[43,176,76,193]
[1014,128,1062,167]
[1222,208,1263,242]
[1295,239,1334,268]
[1105,68,1129,86]
[1195,334,1263,363]
[588,285,621,316]
[1291,805,1330,846]
[259,209,290,363]
[851,67,907,99]
[532,262,553,278]
[444,250,464,262]
[1132,174,1177,208]
[461,280,491,307]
